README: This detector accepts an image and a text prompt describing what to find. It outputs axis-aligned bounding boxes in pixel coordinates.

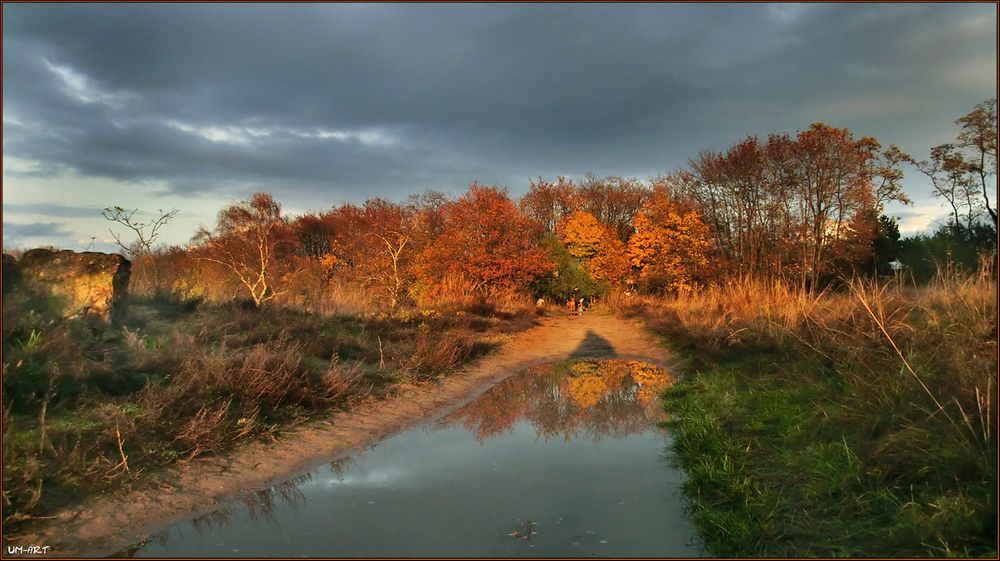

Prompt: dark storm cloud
[2,3,996,207]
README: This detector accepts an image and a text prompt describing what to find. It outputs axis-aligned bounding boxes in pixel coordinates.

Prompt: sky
[2,3,997,251]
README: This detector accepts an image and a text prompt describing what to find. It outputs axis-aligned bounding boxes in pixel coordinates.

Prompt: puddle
[129,359,700,557]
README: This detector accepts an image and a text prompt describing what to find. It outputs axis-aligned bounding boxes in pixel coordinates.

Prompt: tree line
[122,99,995,307]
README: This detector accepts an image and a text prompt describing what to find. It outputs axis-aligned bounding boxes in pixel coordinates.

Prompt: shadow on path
[568,330,617,360]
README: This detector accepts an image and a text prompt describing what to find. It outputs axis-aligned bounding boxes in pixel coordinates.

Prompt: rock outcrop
[3,249,131,325]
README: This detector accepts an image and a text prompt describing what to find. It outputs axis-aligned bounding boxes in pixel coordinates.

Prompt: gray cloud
[2,2,997,214]
[3,203,104,219]
[3,221,72,246]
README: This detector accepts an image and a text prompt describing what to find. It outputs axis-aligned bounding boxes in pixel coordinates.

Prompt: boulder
[8,249,131,325]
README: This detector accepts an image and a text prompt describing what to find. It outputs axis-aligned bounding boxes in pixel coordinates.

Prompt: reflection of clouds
[302,467,408,490]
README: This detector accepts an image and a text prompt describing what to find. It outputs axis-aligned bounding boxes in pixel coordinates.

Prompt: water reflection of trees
[185,472,313,536]
[442,360,673,443]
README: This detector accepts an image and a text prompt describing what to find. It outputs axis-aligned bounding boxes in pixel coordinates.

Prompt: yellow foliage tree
[587,235,629,286]
[556,210,605,259]
[556,210,630,286]
[627,186,712,293]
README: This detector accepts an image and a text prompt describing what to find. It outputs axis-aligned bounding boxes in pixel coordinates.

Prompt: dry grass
[623,262,997,448]
[1,286,536,530]
[629,258,997,556]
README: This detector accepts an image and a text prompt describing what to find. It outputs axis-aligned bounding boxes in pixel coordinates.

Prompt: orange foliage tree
[556,210,630,287]
[415,183,553,297]
[295,199,420,310]
[587,236,630,287]
[627,185,712,293]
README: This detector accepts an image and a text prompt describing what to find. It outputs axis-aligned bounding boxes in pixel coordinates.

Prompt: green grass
[661,349,997,557]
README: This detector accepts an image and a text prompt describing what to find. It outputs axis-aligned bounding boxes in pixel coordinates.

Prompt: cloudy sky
[3,3,996,250]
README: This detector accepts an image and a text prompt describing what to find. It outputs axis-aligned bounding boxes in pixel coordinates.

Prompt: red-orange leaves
[415,184,553,296]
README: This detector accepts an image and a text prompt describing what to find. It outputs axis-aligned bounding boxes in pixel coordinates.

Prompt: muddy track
[16,313,672,557]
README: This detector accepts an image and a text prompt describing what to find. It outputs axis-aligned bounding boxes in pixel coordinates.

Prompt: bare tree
[368,230,410,310]
[356,199,415,310]
[102,206,180,294]
[911,144,980,237]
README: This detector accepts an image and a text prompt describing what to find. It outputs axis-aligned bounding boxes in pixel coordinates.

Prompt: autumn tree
[284,213,340,309]
[556,210,629,288]
[587,235,630,288]
[304,199,420,309]
[193,192,294,308]
[787,124,884,289]
[627,185,712,293]
[519,177,577,233]
[292,213,336,262]
[685,124,907,288]
[414,183,553,296]
[864,142,912,212]
[318,203,365,269]
[556,211,605,259]
[689,138,778,279]
[576,174,650,242]
[406,190,451,247]
[291,212,341,280]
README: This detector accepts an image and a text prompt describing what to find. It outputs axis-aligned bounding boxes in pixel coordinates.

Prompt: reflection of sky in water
[133,361,700,557]
[300,466,406,489]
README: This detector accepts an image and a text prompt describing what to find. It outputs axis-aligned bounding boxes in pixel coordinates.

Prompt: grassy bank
[1,294,538,533]
[621,269,997,556]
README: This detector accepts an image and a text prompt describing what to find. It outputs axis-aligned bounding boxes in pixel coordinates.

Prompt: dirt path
[19,312,671,556]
